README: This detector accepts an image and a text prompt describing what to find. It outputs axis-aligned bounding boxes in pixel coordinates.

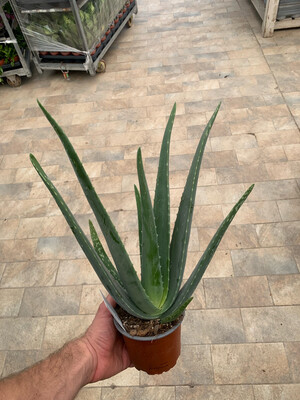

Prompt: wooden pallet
[251,0,300,37]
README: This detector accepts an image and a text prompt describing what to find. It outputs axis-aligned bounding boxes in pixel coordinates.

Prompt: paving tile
[222,201,281,225]
[176,385,255,400]
[87,368,140,388]
[0,352,6,377]
[75,388,101,400]
[253,384,300,399]
[246,180,299,202]
[36,236,84,260]
[203,250,234,277]
[19,286,82,317]
[195,183,246,206]
[79,284,106,314]
[255,222,300,247]
[16,216,69,239]
[293,245,300,271]
[204,276,272,308]
[284,144,300,161]
[185,250,234,279]
[82,148,124,163]
[0,260,58,288]
[101,159,136,177]
[232,247,298,276]
[0,239,38,263]
[101,387,175,400]
[192,205,224,227]
[125,139,194,161]
[141,345,213,386]
[277,199,300,222]
[284,342,300,382]
[43,315,94,349]
[0,219,19,240]
[185,281,206,310]
[0,288,24,317]
[229,119,274,135]
[0,199,49,219]
[212,343,290,384]
[2,349,51,377]
[56,259,99,286]
[0,263,5,281]
[92,176,123,195]
[182,309,245,344]
[265,161,300,180]
[256,130,300,147]
[0,169,16,184]
[0,317,46,350]
[185,227,199,252]
[268,275,300,305]
[241,306,300,342]
[210,135,257,152]
[217,164,269,185]
[199,224,260,252]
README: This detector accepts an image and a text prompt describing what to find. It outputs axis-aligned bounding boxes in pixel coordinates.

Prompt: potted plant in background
[1,43,19,66]
[30,101,254,375]
[0,67,4,84]
[0,44,5,66]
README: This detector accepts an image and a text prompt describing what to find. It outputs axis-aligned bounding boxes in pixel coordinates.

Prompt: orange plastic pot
[114,317,183,375]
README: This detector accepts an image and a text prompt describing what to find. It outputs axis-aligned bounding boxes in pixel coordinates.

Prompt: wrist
[68,338,97,386]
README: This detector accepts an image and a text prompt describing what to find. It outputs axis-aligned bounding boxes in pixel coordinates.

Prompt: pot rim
[113,314,184,342]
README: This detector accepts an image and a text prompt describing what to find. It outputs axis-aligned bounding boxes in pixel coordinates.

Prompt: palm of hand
[84,297,132,382]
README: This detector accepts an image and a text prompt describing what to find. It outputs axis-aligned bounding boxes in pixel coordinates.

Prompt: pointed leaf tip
[37,99,43,110]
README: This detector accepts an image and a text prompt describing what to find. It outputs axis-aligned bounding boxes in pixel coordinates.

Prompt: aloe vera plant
[30,101,254,323]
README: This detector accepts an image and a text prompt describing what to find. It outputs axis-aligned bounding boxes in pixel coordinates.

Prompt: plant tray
[16,0,81,11]
[1,60,21,71]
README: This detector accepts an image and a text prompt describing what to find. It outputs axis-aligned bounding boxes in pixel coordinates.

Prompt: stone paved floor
[1,0,300,398]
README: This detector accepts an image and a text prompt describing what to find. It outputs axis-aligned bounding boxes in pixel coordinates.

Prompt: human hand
[81,295,132,382]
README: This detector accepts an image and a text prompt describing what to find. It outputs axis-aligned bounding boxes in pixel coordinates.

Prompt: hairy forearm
[0,338,95,400]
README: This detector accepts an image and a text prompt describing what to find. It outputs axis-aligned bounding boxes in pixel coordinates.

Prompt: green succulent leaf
[29,154,154,320]
[137,148,164,307]
[89,220,124,288]
[161,184,255,321]
[134,185,143,269]
[153,103,176,303]
[160,297,193,323]
[165,103,221,311]
[36,100,159,316]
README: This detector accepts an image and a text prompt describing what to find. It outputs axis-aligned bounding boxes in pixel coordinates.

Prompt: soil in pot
[115,306,184,375]
[116,306,182,337]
